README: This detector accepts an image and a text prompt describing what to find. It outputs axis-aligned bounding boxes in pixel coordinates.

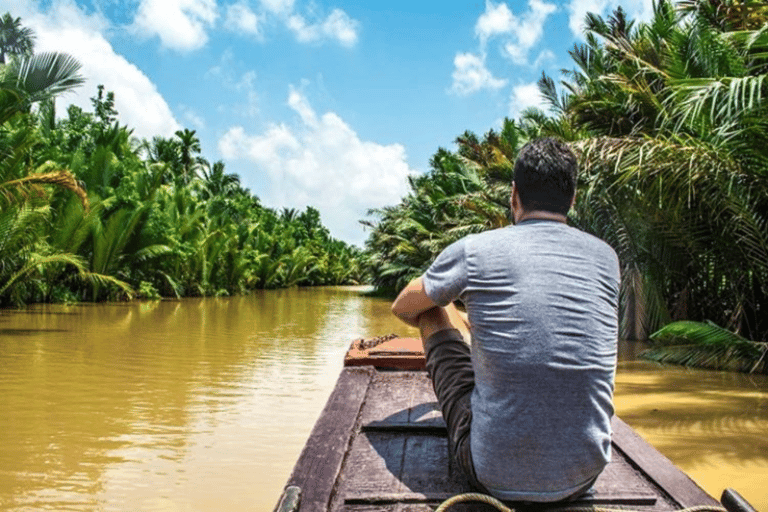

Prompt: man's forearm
[391,276,438,327]
[393,308,435,328]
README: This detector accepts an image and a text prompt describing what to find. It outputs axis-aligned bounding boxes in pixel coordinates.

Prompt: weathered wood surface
[610,417,720,509]
[276,368,720,512]
[281,367,375,512]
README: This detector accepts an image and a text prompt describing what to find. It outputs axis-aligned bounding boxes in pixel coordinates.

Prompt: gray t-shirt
[423,219,620,502]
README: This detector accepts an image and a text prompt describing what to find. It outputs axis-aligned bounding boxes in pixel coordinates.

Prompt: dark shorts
[422,328,488,492]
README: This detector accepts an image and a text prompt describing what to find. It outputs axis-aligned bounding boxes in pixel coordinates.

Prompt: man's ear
[510,182,522,224]
[510,181,518,210]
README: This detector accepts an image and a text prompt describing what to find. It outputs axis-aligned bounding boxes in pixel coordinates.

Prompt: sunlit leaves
[645,321,767,373]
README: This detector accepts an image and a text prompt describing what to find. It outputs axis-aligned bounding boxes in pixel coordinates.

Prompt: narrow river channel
[1,287,766,511]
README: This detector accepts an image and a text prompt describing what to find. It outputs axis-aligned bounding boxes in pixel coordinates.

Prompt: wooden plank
[588,453,664,507]
[338,431,471,504]
[340,429,668,508]
[336,432,406,499]
[279,367,375,512]
[345,337,426,370]
[361,373,420,426]
[361,372,443,429]
[406,374,443,427]
[400,434,471,496]
[350,373,684,511]
[611,416,721,508]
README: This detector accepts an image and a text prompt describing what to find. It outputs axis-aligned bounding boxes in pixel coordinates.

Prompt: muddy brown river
[1,287,766,511]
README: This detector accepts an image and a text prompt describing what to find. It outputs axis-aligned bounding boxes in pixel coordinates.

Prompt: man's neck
[515,210,568,224]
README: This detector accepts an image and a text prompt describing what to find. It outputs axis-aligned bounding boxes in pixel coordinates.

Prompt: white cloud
[567,0,654,37]
[7,0,180,139]
[287,8,358,47]
[259,0,295,15]
[218,88,414,245]
[236,71,260,117]
[206,53,260,118]
[219,124,300,165]
[450,52,507,96]
[454,0,556,96]
[321,9,359,47]
[475,1,515,46]
[532,49,557,69]
[509,82,547,118]
[132,0,218,51]
[225,1,263,36]
[180,105,206,129]
[498,0,557,65]
[287,85,318,126]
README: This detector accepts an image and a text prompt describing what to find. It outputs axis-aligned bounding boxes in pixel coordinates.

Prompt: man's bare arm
[391,276,439,327]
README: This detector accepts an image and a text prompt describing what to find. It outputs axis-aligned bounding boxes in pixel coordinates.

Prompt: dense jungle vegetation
[0,13,366,307]
[363,0,768,372]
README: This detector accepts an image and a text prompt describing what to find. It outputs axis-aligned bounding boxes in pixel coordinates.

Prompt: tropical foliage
[552,0,768,369]
[555,0,768,346]
[644,320,767,374]
[363,119,524,295]
[0,13,365,308]
[364,0,767,372]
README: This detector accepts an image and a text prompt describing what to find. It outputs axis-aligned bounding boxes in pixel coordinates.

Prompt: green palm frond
[0,252,86,297]
[131,244,173,263]
[672,74,768,128]
[643,320,768,374]
[11,52,85,103]
[0,87,23,123]
[78,271,134,299]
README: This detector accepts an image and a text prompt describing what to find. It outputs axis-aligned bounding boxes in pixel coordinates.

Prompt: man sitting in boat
[391,137,620,503]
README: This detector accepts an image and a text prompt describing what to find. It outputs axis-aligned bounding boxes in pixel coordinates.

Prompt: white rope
[435,492,512,512]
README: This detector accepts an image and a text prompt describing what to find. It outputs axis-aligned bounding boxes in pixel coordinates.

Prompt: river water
[0,287,766,511]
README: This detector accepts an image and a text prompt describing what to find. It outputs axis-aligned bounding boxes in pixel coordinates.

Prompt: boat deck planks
[279,366,721,512]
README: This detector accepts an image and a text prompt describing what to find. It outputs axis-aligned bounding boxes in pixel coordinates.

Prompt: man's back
[424,219,620,501]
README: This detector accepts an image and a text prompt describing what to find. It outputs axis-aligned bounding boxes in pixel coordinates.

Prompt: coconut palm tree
[0,12,34,64]
[174,128,203,185]
[200,160,241,200]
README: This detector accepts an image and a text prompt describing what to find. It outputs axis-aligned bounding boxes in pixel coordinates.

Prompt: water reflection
[614,361,768,508]
[0,290,765,511]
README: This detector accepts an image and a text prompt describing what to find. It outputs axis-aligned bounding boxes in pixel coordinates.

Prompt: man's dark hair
[512,138,577,216]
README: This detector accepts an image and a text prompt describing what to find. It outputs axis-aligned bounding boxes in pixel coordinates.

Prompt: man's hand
[391,277,439,327]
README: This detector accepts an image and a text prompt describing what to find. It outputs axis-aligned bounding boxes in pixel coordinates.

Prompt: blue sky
[4,0,653,245]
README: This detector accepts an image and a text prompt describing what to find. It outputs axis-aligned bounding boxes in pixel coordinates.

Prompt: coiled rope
[434,492,729,512]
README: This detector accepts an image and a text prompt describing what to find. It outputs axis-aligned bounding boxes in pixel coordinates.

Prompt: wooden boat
[275,335,756,512]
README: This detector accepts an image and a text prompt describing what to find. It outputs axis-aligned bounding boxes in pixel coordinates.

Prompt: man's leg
[419,305,486,492]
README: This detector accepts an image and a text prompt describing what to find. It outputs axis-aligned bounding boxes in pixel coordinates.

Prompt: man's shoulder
[457,223,617,253]
[437,228,509,255]
[569,226,619,260]
[465,223,618,265]
[463,226,513,245]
